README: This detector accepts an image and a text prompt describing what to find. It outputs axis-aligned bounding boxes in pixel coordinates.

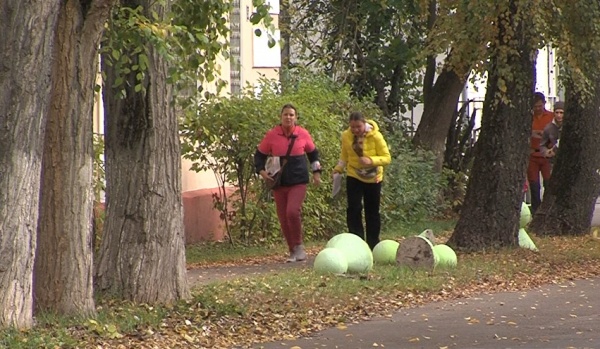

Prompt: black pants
[346,176,382,250]
[529,181,548,214]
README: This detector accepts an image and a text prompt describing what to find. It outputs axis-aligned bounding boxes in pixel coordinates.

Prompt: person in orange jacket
[528,92,554,213]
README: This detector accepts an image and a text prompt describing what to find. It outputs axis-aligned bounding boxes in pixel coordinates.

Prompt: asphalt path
[254,277,600,349]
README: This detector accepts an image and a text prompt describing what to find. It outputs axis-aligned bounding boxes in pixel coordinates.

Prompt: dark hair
[280,103,297,115]
[349,111,366,122]
[533,92,546,104]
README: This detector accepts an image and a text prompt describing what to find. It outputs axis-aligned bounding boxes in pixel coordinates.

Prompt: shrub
[180,69,450,244]
[380,130,448,225]
[180,69,379,243]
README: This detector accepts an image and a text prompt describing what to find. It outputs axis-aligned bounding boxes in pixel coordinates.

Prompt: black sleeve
[254,148,268,174]
[307,148,320,164]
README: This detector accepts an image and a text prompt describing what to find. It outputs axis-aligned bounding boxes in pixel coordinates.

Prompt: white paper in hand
[332,173,342,198]
[265,156,281,176]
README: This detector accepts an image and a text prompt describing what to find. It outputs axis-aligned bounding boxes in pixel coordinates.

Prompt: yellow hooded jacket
[333,119,391,183]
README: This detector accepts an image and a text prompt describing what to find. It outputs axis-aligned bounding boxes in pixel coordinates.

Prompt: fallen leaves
[15,235,600,349]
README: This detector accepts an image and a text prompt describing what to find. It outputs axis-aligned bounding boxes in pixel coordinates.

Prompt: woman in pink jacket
[333,112,391,250]
[254,104,322,262]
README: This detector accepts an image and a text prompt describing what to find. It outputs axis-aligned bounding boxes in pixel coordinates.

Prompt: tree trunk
[279,0,290,80]
[528,80,600,235]
[34,0,116,317]
[0,0,60,329]
[422,0,437,107]
[448,1,535,251]
[412,68,467,172]
[95,0,190,303]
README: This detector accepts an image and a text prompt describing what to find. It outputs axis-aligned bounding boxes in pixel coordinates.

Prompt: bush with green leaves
[180,70,450,244]
[380,130,448,225]
[180,70,378,244]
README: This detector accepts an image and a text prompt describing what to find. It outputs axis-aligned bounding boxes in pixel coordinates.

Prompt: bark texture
[34,0,116,316]
[412,68,467,172]
[528,80,600,235]
[448,1,535,251]
[0,0,61,329]
[95,0,190,303]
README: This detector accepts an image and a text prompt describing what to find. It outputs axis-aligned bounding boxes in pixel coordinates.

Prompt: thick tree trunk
[448,1,535,251]
[528,80,600,235]
[34,0,116,317]
[0,0,60,329]
[95,0,190,303]
[412,68,466,172]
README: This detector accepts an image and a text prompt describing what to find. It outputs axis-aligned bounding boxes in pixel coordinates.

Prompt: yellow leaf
[409,337,420,342]
[337,324,348,330]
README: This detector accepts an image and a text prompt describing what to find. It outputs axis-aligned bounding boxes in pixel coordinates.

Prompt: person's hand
[545,148,555,158]
[260,170,275,183]
[359,156,373,166]
[313,172,321,187]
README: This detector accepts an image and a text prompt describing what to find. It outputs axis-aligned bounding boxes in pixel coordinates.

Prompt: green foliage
[550,0,600,103]
[168,0,234,100]
[101,0,274,102]
[381,130,448,225]
[286,0,426,116]
[92,133,105,204]
[180,69,379,243]
[101,5,170,98]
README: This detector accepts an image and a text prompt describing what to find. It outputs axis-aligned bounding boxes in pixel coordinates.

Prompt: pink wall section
[94,189,231,245]
[182,188,232,244]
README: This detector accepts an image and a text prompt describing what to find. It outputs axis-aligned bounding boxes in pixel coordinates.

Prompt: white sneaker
[293,244,307,262]
[285,245,307,263]
[286,252,296,263]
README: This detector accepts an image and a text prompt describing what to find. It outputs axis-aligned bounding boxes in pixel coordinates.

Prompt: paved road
[255,278,600,349]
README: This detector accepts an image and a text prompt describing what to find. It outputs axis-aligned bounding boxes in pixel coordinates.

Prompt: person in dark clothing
[540,101,565,163]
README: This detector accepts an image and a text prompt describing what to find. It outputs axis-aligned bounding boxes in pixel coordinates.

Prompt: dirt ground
[187,257,314,288]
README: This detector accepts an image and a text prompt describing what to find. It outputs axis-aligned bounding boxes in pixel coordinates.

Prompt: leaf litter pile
[11,235,600,348]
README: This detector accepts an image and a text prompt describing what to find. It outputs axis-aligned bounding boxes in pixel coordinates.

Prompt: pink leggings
[273,184,307,252]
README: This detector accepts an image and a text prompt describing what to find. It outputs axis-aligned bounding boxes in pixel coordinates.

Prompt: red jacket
[530,110,554,157]
[254,125,320,186]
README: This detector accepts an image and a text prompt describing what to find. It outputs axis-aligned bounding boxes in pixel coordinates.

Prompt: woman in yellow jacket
[333,112,391,250]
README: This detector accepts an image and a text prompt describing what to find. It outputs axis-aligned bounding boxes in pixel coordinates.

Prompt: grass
[4,219,600,349]
[186,218,457,266]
